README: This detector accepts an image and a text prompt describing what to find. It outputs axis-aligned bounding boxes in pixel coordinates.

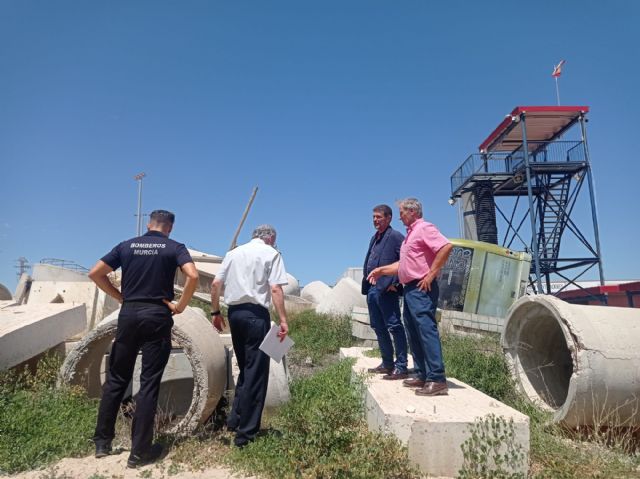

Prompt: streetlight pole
[134,172,146,236]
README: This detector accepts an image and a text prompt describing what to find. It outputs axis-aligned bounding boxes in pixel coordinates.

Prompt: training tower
[450,106,604,295]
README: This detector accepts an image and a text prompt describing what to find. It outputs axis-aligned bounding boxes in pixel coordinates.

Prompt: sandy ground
[5,452,254,479]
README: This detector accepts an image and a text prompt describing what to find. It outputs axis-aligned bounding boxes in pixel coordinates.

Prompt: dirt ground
[6,452,254,479]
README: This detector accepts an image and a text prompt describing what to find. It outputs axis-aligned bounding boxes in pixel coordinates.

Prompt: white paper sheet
[259,322,294,363]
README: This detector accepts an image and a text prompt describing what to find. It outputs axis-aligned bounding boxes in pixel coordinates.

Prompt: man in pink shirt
[368,198,453,396]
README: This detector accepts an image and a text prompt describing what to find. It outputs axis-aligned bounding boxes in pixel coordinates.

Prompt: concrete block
[27,274,119,336]
[350,306,377,341]
[316,277,367,316]
[131,351,194,416]
[300,280,331,305]
[14,273,31,304]
[284,295,315,314]
[342,347,529,478]
[0,303,86,370]
[228,343,291,410]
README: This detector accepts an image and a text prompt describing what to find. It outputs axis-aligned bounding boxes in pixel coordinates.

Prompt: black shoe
[127,443,164,468]
[95,443,112,458]
[367,364,393,374]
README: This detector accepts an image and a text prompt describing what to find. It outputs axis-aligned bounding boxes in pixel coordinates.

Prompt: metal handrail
[451,140,585,196]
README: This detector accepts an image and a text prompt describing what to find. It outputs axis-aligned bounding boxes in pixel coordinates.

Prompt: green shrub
[442,333,517,403]
[227,359,418,479]
[0,354,98,474]
[288,310,354,363]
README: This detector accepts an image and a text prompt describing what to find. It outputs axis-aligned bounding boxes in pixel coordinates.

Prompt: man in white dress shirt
[210,224,289,447]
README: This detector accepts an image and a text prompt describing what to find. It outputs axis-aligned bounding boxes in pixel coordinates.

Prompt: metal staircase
[536,173,571,273]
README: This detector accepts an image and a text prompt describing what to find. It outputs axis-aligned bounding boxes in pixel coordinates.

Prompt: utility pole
[133,172,146,236]
[229,187,259,250]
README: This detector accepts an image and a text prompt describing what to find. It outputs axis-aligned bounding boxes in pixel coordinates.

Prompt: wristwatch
[210,310,221,316]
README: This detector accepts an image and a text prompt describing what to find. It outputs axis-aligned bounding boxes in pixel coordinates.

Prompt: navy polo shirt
[101,230,192,302]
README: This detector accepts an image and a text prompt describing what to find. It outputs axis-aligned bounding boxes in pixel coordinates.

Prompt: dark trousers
[93,301,173,455]
[226,303,271,447]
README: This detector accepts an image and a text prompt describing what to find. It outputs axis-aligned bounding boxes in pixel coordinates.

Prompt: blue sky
[1,1,639,290]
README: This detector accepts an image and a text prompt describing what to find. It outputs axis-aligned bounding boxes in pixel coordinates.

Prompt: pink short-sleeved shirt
[398,218,451,284]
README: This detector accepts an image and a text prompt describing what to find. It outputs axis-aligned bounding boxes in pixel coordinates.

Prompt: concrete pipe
[502,295,640,427]
[59,306,226,435]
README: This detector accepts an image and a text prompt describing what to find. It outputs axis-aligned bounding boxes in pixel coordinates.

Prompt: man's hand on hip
[418,274,434,292]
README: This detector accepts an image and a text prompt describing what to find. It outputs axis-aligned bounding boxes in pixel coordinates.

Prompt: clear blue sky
[2,1,639,290]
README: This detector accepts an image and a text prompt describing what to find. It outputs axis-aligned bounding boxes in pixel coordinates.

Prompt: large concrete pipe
[502,295,640,427]
[59,306,226,435]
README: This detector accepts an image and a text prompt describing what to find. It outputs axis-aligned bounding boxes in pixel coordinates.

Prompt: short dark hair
[373,204,392,218]
[149,210,175,225]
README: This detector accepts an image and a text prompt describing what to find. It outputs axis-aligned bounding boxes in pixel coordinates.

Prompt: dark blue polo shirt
[101,230,192,302]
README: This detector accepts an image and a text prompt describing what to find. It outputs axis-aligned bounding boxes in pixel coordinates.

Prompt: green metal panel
[438,239,532,318]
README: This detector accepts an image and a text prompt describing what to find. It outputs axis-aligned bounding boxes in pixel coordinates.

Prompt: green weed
[226,359,418,479]
[287,310,355,364]
[0,353,98,474]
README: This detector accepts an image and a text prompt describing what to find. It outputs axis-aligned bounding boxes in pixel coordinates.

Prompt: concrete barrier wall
[502,295,640,427]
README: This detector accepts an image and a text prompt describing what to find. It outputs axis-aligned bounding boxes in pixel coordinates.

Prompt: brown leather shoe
[382,369,408,380]
[415,381,448,396]
[367,364,393,374]
[402,377,426,388]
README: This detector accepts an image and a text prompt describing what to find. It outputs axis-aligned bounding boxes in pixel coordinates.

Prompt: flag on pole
[552,60,566,78]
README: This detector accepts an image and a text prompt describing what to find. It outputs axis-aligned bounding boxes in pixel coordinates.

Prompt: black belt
[123,299,166,307]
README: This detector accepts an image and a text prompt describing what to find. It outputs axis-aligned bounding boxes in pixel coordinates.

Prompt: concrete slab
[340,347,529,478]
[316,277,367,315]
[0,303,86,370]
[14,273,31,304]
[351,306,377,341]
[440,309,504,336]
[27,267,119,336]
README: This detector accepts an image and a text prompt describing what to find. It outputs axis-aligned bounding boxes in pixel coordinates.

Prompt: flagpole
[555,76,560,105]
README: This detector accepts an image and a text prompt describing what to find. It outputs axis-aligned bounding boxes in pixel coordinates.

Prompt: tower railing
[451,140,585,197]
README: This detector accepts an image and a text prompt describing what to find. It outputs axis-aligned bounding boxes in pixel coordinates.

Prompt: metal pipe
[520,113,543,292]
[579,115,605,286]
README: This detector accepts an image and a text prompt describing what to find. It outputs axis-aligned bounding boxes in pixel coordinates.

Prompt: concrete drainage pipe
[59,306,226,435]
[501,295,640,427]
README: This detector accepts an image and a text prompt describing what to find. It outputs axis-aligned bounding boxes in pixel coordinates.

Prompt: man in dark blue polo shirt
[88,210,198,468]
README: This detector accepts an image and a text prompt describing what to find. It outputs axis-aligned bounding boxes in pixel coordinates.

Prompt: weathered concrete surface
[341,347,529,478]
[0,283,12,300]
[131,351,194,416]
[283,294,314,314]
[0,303,86,370]
[440,309,504,335]
[27,264,119,335]
[316,277,367,315]
[300,280,331,305]
[14,273,31,304]
[351,306,377,345]
[502,294,640,427]
[283,273,300,296]
[60,306,226,435]
[227,333,291,410]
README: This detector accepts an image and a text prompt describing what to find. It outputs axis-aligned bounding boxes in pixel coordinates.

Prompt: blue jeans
[403,281,446,383]
[367,287,408,372]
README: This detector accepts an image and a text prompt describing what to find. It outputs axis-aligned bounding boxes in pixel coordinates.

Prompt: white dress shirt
[216,238,288,309]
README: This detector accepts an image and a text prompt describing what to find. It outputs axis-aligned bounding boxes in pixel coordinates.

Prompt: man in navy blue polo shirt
[88,209,198,468]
